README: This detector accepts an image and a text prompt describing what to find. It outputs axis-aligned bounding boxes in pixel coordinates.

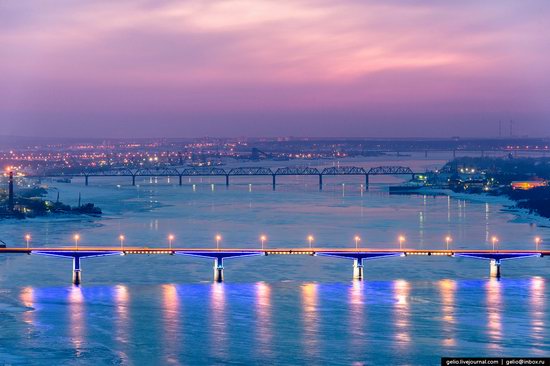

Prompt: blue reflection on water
[9,278,549,365]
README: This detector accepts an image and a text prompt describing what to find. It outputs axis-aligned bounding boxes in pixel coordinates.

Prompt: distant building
[511,180,547,190]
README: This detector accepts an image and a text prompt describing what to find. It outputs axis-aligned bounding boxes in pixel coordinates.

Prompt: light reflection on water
[210,282,228,359]
[439,279,456,347]
[301,282,319,360]
[162,284,181,365]
[485,279,503,351]
[393,279,411,346]
[255,282,272,357]
[530,277,545,351]
[10,279,550,364]
[68,286,85,356]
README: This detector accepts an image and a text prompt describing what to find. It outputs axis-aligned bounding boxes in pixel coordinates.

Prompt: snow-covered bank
[416,187,550,227]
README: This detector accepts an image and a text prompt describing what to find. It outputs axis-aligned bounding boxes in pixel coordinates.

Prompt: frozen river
[1,154,549,365]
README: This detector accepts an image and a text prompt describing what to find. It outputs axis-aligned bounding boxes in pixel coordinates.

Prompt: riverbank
[417,187,550,227]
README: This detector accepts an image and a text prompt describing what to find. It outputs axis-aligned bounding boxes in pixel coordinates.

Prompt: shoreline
[416,187,550,227]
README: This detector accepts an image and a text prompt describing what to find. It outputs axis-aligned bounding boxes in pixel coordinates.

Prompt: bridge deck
[0,247,547,256]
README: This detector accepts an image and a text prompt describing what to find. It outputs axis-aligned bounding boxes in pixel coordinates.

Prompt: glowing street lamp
[260,235,267,250]
[491,236,499,252]
[354,235,361,249]
[168,234,175,250]
[535,236,542,251]
[445,236,452,250]
[308,235,314,249]
[398,235,406,250]
[25,234,31,249]
[119,234,125,250]
[74,234,80,249]
[216,235,222,250]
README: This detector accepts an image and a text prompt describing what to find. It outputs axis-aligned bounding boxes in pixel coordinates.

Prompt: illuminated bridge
[0,247,546,285]
[24,165,418,189]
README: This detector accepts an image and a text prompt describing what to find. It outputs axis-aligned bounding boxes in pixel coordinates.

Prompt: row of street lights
[21,233,545,251]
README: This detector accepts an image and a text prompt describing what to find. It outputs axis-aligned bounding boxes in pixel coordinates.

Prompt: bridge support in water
[272,174,276,191]
[319,174,323,190]
[318,251,403,280]
[175,250,263,282]
[132,175,136,186]
[32,250,123,285]
[364,174,369,189]
[490,259,501,278]
[85,175,89,186]
[225,175,230,187]
[454,252,541,279]
[214,257,224,282]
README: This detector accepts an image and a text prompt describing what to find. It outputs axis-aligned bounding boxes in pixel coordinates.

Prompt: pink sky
[1,0,549,137]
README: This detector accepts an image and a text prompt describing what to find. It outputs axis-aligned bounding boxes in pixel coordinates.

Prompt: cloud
[0,0,549,137]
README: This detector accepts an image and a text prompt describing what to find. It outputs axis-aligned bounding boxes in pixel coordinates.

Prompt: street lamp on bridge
[535,236,542,251]
[119,235,125,250]
[398,235,406,250]
[491,236,499,252]
[445,236,452,250]
[308,235,314,249]
[354,235,361,249]
[25,234,31,249]
[216,235,222,250]
[260,235,267,250]
[74,234,80,250]
[168,234,175,250]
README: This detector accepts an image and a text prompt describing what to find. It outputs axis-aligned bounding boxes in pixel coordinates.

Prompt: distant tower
[8,171,14,212]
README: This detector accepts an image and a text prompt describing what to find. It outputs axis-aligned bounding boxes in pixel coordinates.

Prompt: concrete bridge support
[490,259,501,279]
[225,175,230,187]
[353,258,364,280]
[214,257,224,282]
[132,175,136,186]
[179,175,183,186]
[364,174,369,189]
[73,256,82,285]
[319,174,323,190]
[85,175,89,186]
[272,174,276,190]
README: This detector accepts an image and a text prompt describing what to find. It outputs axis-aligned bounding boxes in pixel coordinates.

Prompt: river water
[1,153,549,365]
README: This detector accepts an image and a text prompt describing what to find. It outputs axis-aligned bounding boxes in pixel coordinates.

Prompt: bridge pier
[32,250,123,285]
[85,175,89,186]
[353,258,364,280]
[214,257,224,282]
[132,175,136,186]
[73,256,82,285]
[225,174,230,187]
[175,250,263,282]
[319,174,323,190]
[272,174,276,190]
[490,259,501,278]
[317,252,402,280]
[364,174,369,189]
[179,175,183,186]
